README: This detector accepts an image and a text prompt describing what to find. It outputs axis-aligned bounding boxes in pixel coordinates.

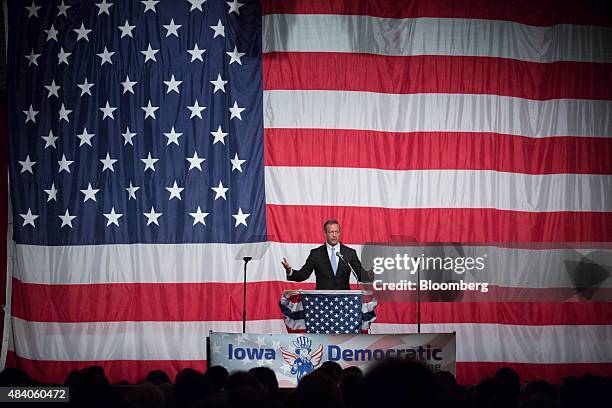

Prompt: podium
[279,290,377,334]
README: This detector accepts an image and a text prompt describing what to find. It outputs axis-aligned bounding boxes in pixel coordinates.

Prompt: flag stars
[58,47,71,65]
[59,209,76,228]
[126,181,140,200]
[58,103,72,122]
[226,0,245,15]
[19,155,36,174]
[229,101,245,120]
[144,207,162,226]
[122,126,137,146]
[211,181,228,200]
[141,44,159,62]
[231,153,246,172]
[164,75,182,94]
[80,183,100,202]
[141,152,158,172]
[104,207,123,227]
[189,206,209,226]
[164,126,182,146]
[58,154,74,173]
[45,25,59,42]
[23,105,38,123]
[233,208,250,227]
[26,1,41,18]
[45,80,60,98]
[74,23,92,42]
[77,128,95,147]
[210,74,228,93]
[211,126,228,145]
[119,20,136,38]
[187,100,206,119]
[100,153,117,172]
[97,47,115,65]
[25,49,41,67]
[187,44,206,62]
[188,0,207,12]
[57,1,71,17]
[121,75,138,94]
[227,46,245,65]
[186,152,205,171]
[77,78,94,96]
[44,183,58,202]
[166,181,184,200]
[96,0,113,15]
[163,19,181,37]
[42,130,59,149]
[210,20,225,38]
[100,101,117,120]
[141,0,159,13]
[20,209,39,228]
[142,100,159,119]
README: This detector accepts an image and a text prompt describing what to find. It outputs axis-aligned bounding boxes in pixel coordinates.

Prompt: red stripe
[457,362,612,385]
[6,352,206,385]
[261,0,612,27]
[6,352,612,386]
[265,129,612,174]
[263,53,612,101]
[266,205,612,244]
[12,279,612,325]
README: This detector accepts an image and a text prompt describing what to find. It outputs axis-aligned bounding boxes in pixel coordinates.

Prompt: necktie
[331,247,337,275]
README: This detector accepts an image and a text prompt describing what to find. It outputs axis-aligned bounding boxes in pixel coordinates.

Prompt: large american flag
[5,0,612,385]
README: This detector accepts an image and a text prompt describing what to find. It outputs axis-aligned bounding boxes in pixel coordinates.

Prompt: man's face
[325,223,340,246]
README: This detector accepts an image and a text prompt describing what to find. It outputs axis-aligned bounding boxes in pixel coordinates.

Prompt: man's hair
[323,219,340,232]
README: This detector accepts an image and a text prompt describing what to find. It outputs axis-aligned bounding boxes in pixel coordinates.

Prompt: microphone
[243,256,252,263]
[336,252,360,283]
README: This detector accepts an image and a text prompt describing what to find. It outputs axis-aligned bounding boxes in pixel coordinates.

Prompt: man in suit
[281,219,371,289]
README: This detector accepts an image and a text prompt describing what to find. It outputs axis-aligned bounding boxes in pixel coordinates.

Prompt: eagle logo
[279,336,324,381]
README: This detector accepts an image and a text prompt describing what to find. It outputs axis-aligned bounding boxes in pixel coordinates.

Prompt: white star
[104,207,123,227]
[229,101,245,120]
[18,155,36,174]
[187,100,206,119]
[44,80,60,98]
[211,126,228,145]
[187,0,207,11]
[141,43,159,62]
[57,1,71,17]
[20,209,39,228]
[272,340,281,350]
[141,0,159,13]
[143,207,162,226]
[118,20,136,38]
[59,209,76,228]
[141,152,158,172]
[80,183,100,202]
[233,208,250,227]
[23,105,38,123]
[77,78,94,96]
[211,344,221,354]
[44,183,58,202]
[210,19,225,38]
[187,44,206,62]
[73,23,92,42]
[97,46,115,65]
[126,181,140,200]
[226,46,245,65]
[121,74,137,94]
[58,103,72,122]
[166,181,184,200]
[77,128,95,147]
[122,126,137,146]
[164,75,182,94]
[100,101,117,120]
[57,47,71,65]
[210,74,227,93]
[186,152,205,171]
[26,1,41,18]
[96,0,113,15]
[100,153,117,172]
[25,49,41,67]
[163,126,182,146]
[211,180,228,200]
[142,100,159,119]
[226,0,244,15]
[42,130,59,149]
[58,154,74,173]
[255,337,266,347]
[45,25,59,42]
[231,153,246,172]
[163,19,181,37]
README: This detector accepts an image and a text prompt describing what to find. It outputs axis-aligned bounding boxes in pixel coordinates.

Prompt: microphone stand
[242,256,252,333]
[337,252,361,284]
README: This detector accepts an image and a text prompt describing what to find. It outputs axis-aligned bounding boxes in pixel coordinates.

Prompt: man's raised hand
[281,257,292,273]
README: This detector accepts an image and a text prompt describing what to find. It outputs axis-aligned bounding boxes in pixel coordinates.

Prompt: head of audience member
[341,366,363,379]
[249,367,279,398]
[206,365,230,391]
[296,370,341,408]
[339,371,364,408]
[474,377,509,408]
[125,382,165,408]
[495,367,521,399]
[174,368,212,408]
[66,369,116,408]
[0,368,35,387]
[319,361,343,383]
[84,365,105,378]
[145,369,171,386]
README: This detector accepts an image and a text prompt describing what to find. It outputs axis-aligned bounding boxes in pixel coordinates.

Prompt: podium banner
[208,332,456,387]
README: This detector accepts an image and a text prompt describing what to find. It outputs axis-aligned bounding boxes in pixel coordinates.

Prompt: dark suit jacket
[287,243,369,290]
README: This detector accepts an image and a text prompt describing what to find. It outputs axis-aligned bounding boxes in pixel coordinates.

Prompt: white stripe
[265,167,612,212]
[11,318,611,363]
[262,15,612,63]
[14,243,612,290]
[264,90,612,138]
[10,317,286,361]
[370,323,612,363]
